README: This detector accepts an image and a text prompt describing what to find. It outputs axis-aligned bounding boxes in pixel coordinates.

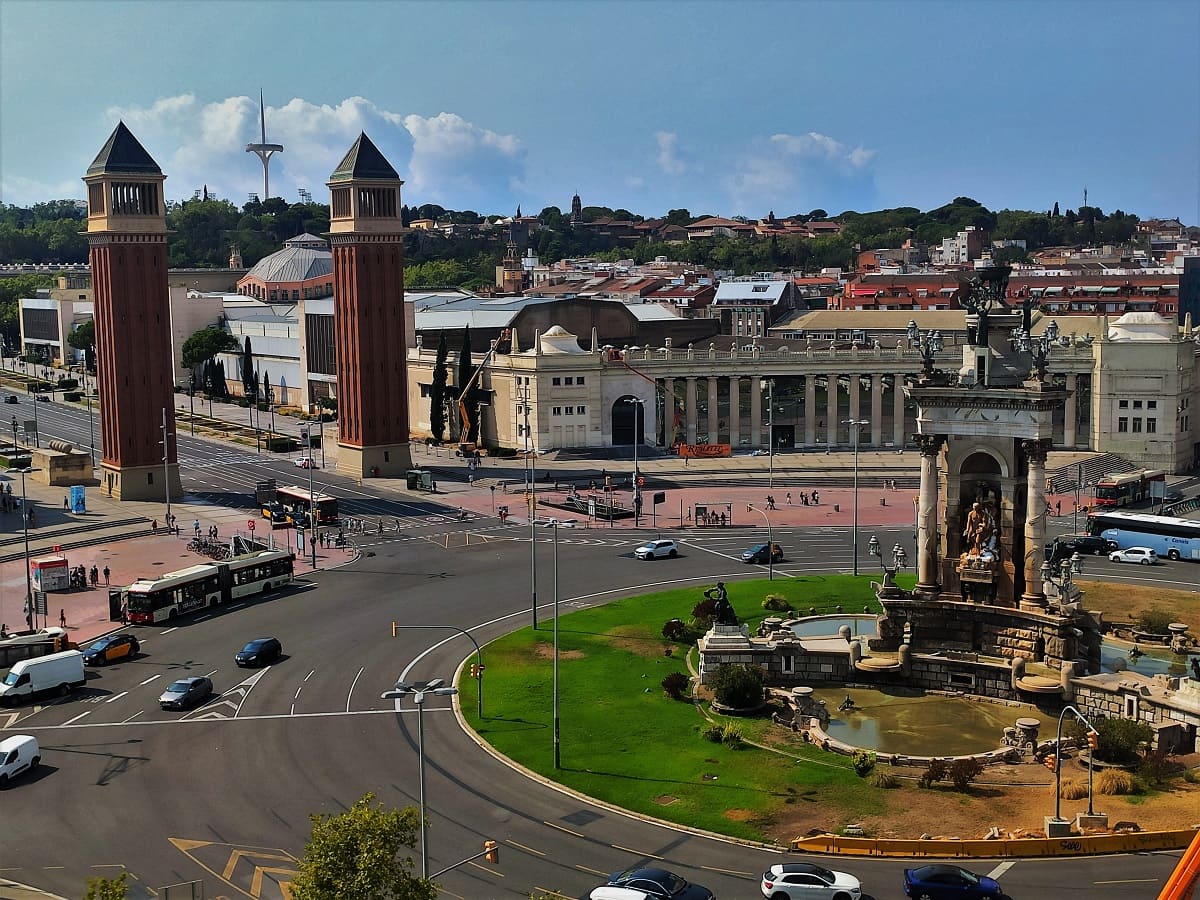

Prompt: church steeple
[570,192,582,225]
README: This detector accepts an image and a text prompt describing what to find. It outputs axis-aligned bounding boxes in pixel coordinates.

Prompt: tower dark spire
[87,121,161,175]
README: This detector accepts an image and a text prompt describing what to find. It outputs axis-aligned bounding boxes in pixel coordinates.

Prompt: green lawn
[460,575,910,842]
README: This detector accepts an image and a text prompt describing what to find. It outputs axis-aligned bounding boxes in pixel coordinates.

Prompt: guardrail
[790,827,1198,858]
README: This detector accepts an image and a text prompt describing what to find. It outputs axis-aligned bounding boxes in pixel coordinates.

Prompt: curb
[0,877,69,899]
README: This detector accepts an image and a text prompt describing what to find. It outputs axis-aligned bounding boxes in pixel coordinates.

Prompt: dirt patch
[1074,578,1200,627]
[605,626,671,659]
[531,645,584,661]
[654,795,678,806]
[724,808,755,822]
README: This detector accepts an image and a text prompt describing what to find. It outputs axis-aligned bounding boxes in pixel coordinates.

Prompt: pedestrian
[63,495,68,509]
[812,490,820,505]
[786,492,792,506]
[193,519,201,537]
[120,602,128,625]
[430,479,437,493]
[152,518,158,534]
[90,565,99,587]
[59,608,66,628]
[1056,499,1062,516]
[103,565,110,586]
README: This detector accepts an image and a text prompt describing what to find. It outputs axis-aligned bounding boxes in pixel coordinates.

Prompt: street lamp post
[84,370,96,468]
[10,415,16,450]
[624,398,645,526]
[381,678,458,881]
[542,520,562,768]
[16,466,40,630]
[765,378,775,489]
[301,427,317,570]
[842,418,869,575]
[389,623,484,720]
[524,383,538,630]
[746,503,775,581]
[188,373,196,436]
[160,407,173,529]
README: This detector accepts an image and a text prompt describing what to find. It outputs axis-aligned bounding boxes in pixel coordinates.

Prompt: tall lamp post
[843,418,869,575]
[160,408,174,529]
[524,384,538,630]
[542,520,562,768]
[746,503,775,581]
[381,677,458,880]
[16,466,40,629]
[84,369,96,468]
[624,397,645,525]
[300,426,317,570]
[765,379,775,488]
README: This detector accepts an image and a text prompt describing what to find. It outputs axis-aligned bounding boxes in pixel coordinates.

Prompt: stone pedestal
[1044,816,1073,837]
[700,624,752,651]
[1075,812,1109,831]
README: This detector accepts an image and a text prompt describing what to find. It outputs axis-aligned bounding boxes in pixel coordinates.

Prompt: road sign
[637,476,645,487]
[653,491,666,505]
[247,519,256,531]
[34,590,47,616]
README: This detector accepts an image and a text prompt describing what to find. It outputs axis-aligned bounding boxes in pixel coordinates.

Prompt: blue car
[903,864,1001,900]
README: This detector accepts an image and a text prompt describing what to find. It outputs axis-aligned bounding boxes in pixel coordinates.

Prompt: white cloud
[625,175,646,190]
[725,130,877,214]
[655,131,687,176]
[92,94,523,209]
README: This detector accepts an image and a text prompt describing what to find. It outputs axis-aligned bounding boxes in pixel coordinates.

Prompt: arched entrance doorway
[611,395,643,447]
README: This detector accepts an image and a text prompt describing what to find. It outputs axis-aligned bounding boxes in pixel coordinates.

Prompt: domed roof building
[236,233,333,303]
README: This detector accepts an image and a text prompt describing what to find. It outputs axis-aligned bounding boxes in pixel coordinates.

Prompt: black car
[584,867,715,900]
[742,542,784,564]
[158,676,213,710]
[235,637,282,667]
[82,634,140,665]
[34,394,49,403]
[3,395,17,404]
[1046,534,1115,563]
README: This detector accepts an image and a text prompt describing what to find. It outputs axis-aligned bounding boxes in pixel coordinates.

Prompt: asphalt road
[0,394,1187,898]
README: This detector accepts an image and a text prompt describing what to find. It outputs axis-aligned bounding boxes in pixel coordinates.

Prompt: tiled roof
[87,122,161,176]
[329,132,399,183]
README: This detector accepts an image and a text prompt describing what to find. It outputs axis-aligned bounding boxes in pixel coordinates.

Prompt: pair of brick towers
[84,123,411,500]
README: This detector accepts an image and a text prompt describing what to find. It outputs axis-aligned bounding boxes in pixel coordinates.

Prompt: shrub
[720,722,744,747]
[1137,749,1176,786]
[1094,717,1154,765]
[710,664,763,709]
[701,723,724,743]
[1059,778,1088,800]
[762,594,791,613]
[661,672,690,701]
[690,597,717,630]
[1097,769,1139,795]
[918,758,947,789]
[948,757,984,792]
[63,391,81,402]
[661,618,695,642]
[871,771,899,789]
[56,377,78,391]
[1182,769,1198,784]
[1136,609,1175,635]
[851,750,877,778]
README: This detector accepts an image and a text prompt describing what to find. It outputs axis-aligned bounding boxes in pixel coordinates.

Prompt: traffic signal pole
[1051,704,1101,822]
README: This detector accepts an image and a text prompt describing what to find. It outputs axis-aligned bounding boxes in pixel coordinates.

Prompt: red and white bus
[1094,469,1166,508]
[125,550,294,624]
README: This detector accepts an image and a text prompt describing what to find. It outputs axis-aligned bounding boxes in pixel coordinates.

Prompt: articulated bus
[273,485,339,526]
[1086,510,1200,561]
[125,549,295,624]
[1094,469,1166,508]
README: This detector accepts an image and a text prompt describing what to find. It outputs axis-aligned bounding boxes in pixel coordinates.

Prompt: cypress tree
[430,332,449,442]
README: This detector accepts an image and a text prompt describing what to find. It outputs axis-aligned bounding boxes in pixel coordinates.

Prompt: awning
[1079,285,1103,293]
[850,287,879,296]
[1100,287,1120,294]
[1043,287,1065,295]
[1139,286,1161,293]
[938,287,957,295]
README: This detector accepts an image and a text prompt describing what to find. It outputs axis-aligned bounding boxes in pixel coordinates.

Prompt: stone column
[1021,439,1052,610]
[848,374,861,432]
[728,376,741,448]
[870,375,883,446]
[826,374,838,448]
[663,377,675,445]
[685,377,698,445]
[707,376,720,443]
[893,374,906,447]
[750,376,763,448]
[1064,374,1078,447]
[915,434,944,596]
[804,376,817,447]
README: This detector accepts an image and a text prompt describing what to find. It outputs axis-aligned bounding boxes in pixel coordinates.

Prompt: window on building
[564,377,573,385]
[1118,417,1129,432]
[1148,400,1157,409]
[552,377,560,386]
[576,405,585,414]
[577,377,585,385]
[1118,400,1128,409]
[1133,400,1143,409]
[1133,418,1143,433]
[1147,418,1157,433]
[563,407,572,416]
[552,406,561,416]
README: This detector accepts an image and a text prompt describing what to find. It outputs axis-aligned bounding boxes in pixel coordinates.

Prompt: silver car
[159,676,213,710]
[634,539,678,560]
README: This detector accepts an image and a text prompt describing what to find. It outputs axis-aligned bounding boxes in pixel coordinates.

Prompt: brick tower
[327,133,412,478]
[83,122,181,501]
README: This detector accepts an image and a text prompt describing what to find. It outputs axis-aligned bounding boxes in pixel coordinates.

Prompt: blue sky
[2,0,1198,221]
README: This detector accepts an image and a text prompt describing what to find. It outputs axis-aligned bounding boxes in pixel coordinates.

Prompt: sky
[1,0,1198,222]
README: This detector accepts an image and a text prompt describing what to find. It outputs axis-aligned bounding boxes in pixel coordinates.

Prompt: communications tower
[245,90,284,200]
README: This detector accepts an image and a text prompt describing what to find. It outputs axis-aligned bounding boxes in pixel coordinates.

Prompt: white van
[0,735,39,786]
[0,650,86,704]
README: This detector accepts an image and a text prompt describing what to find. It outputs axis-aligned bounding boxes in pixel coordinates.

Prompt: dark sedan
[903,864,1001,900]
[82,634,139,666]
[235,637,282,667]
[583,867,715,900]
[158,676,213,710]
[742,542,784,564]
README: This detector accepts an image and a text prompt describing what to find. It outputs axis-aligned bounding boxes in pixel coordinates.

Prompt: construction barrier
[791,828,1198,859]
[1158,827,1200,900]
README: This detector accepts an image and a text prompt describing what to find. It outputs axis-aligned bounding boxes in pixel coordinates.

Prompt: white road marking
[194,615,211,622]
[122,710,143,724]
[293,685,303,699]
[161,627,179,635]
[346,666,364,712]
[138,674,161,686]
[203,669,218,677]
[303,669,315,682]
[988,861,1016,879]
[18,706,420,729]
[63,711,92,725]
[227,603,247,610]
[104,692,128,704]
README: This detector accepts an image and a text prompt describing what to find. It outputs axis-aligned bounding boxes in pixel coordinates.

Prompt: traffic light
[1044,754,1058,772]
[1087,730,1100,752]
[469,664,480,679]
[483,840,499,864]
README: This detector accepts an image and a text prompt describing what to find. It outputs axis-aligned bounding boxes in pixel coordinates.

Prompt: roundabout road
[0,523,1181,899]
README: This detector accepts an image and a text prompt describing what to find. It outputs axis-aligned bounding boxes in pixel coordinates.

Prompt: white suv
[634,539,679,560]
[1109,546,1159,565]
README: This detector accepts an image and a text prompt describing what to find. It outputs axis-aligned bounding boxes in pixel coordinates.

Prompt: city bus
[125,550,295,624]
[273,485,339,526]
[1094,469,1165,508]
[1086,510,1200,561]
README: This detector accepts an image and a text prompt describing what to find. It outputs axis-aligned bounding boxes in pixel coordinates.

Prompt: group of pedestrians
[781,490,819,506]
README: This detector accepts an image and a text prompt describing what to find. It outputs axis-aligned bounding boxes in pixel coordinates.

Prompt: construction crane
[456,330,510,452]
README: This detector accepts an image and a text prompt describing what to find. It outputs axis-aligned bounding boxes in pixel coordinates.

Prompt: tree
[430,332,449,442]
[710,664,763,709]
[67,318,96,370]
[181,327,239,378]
[290,793,435,900]
[241,336,255,399]
[83,872,128,899]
